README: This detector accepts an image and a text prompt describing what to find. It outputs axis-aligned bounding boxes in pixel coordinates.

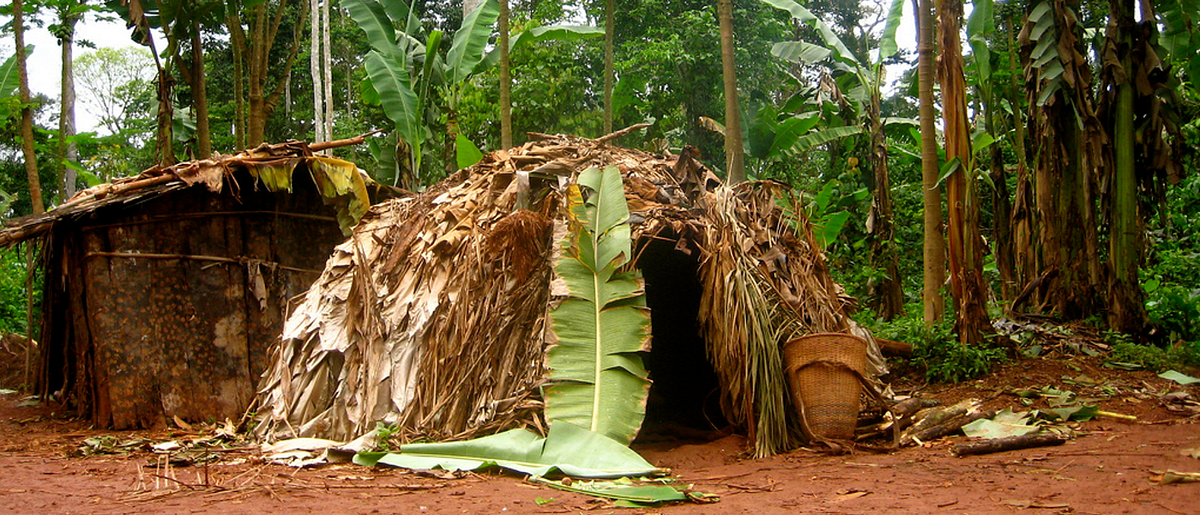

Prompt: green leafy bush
[1109,341,1200,371]
[0,247,37,337]
[868,305,1005,383]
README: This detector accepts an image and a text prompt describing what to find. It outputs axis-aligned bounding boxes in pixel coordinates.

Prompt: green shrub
[1109,340,1200,372]
[0,247,36,337]
[868,304,1006,383]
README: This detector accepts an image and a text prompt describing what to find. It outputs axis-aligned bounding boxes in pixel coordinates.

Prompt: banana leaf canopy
[253,131,886,457]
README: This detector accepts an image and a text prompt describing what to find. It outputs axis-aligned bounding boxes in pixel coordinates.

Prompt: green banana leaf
[353,421,664,479]
[455,133,484,169]
[1,46,31,99]
[544,166,652,445]
[529,476,691,506]
[446,0,499,84]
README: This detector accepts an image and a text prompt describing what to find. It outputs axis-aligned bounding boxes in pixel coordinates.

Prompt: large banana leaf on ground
[544,166,652,445]
[353,421,663,478]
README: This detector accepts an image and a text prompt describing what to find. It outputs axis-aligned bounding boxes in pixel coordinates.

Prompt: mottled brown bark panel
[43,168,348,428]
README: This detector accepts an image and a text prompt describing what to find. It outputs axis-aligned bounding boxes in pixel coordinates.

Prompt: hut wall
[43,170,346,429]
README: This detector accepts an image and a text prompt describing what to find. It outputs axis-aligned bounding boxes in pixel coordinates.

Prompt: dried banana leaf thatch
[253,133,885,455]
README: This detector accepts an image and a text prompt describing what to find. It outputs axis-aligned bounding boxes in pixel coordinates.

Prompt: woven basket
[783,333,868,440]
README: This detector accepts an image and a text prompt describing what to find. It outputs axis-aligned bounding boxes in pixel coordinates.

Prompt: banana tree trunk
[938,0,991,346]
[867,90,903,320]
[227,13,247,150]
[1107,0,1145,334]
[1007,17,1036,298]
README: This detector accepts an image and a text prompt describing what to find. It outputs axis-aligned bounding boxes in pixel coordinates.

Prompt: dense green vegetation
[1,0,1197,381]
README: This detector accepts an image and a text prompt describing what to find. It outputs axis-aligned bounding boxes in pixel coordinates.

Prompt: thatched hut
[0,140,391,429]
[254,132,885,456]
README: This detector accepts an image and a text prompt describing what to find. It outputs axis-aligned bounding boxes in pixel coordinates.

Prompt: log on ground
[951,432,1067,456]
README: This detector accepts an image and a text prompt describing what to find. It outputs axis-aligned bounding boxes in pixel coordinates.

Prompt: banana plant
[545,166,652,445]
[346,0,602,187]
[749,0,914,168]
[0,47,32,122]
[760,0,911,319]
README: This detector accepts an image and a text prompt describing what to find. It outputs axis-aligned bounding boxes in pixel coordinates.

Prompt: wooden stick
[310,130,382,151]
[596,122,652,143]
[889,397,940,420]
[951,433,1067,456]
[80,211,337,232]
[84,252,321,274]
[875,337,913,356]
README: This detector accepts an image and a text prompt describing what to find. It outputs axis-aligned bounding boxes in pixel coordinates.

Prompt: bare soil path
[2,355,1197,514]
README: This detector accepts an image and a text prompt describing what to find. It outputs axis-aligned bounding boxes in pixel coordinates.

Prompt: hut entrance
[637,234,727,439]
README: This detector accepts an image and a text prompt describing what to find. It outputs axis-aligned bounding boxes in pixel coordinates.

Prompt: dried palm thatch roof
[254,129,885,457]
[0,138,379,247]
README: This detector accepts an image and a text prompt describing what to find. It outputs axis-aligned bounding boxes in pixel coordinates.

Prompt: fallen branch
[951,433,1067,456]
[875,337,913,357]
[901,400,992,446]
[889,397,941,421]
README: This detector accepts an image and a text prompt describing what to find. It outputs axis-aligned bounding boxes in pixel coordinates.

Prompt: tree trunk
[916,0,945,322]
[499,0,512,149]
[190,25,212,158]
[310,0,325,144]
[1008,17,1036,302]
[1020,0,1103,320]
[717,0,744,183]
[247,3,268,146]
[14,0,44,214]
[867,82,903,320]
[322,0,333,145]
[154,62,176,165]
[58,12,80,201]
[1106,0,1145,334]
[603,0,614,135]
[242,0,307,147]
[228,12,247,150]
[937,0,991,346]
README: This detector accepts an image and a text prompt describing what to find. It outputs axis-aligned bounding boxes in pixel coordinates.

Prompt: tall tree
[13,0,44,213]
[1105,0,1142,334]
[937,0,990,345]
[310,0,325,145]
[602,0,613,135]
[226,0,308,147]
[1018,0,1105,319]
[74,46,154,136]
[321,0,331,144]
[718,0,744,183]
[50,0,96,200]
[1096,0,1190,334]
[113,0,175,166]
[499,0,511,148]
[915,0,945,322]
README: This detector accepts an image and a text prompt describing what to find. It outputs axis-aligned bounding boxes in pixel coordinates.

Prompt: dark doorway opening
[635,233,727,441]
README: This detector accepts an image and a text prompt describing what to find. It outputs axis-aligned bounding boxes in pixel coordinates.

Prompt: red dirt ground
[2,355,1198,514]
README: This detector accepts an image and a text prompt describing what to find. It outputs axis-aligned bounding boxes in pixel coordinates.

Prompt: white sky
[3,14,140,133]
